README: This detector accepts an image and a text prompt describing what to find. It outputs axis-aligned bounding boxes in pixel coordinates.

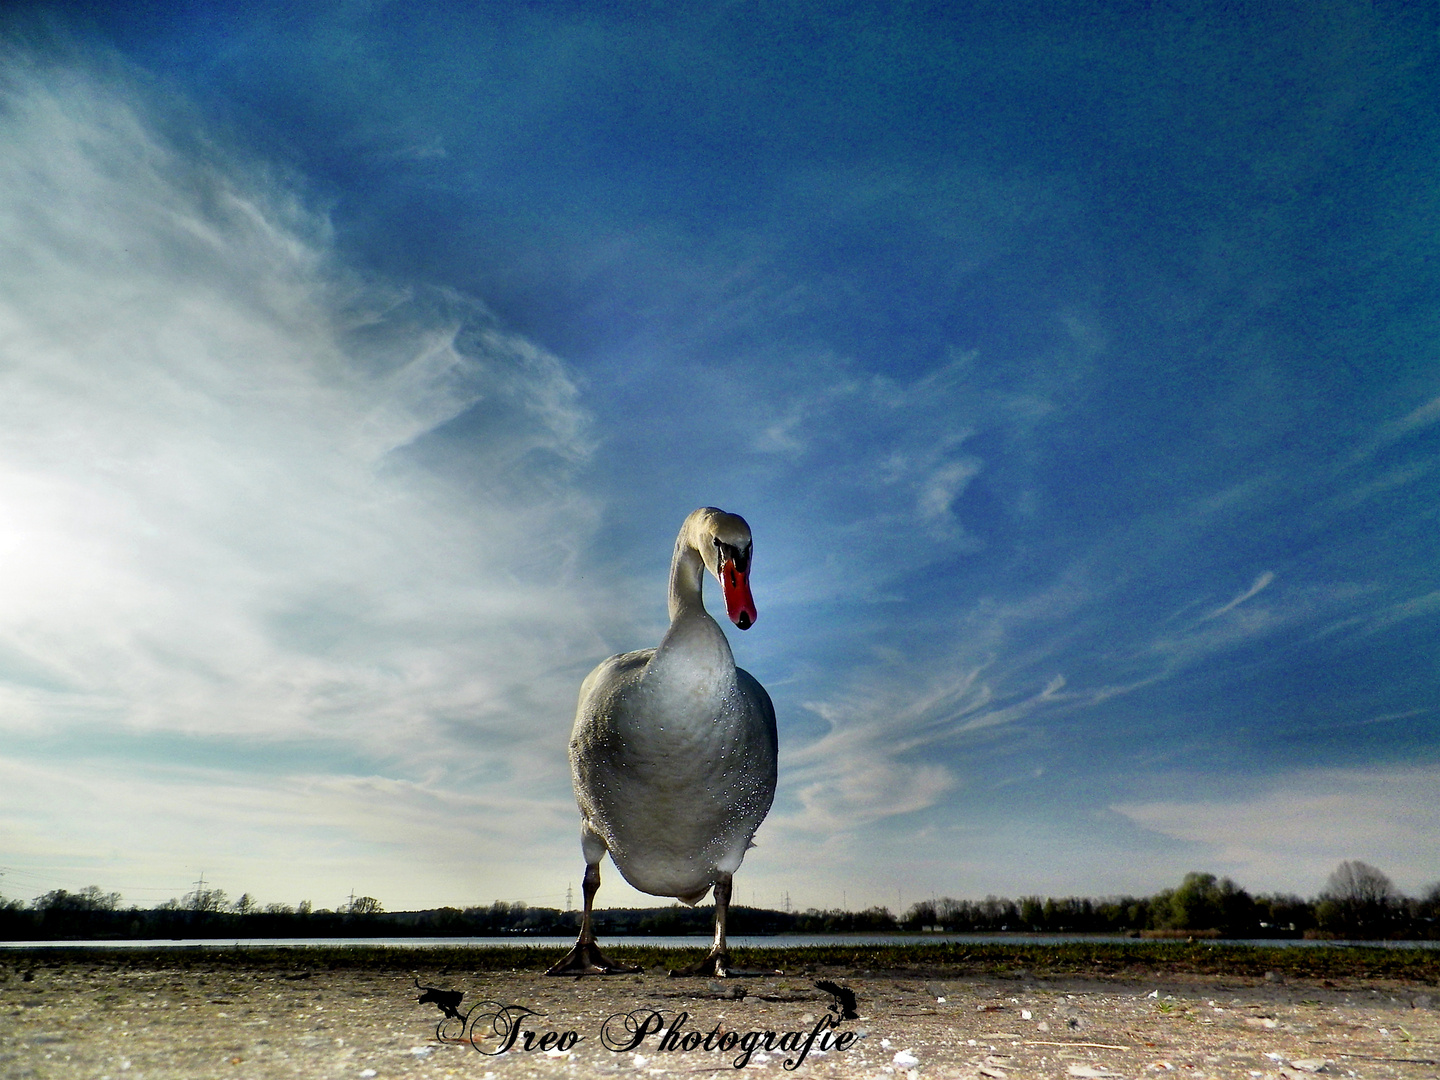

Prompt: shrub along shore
[7,865,1436,944]
[2,940,1439,986]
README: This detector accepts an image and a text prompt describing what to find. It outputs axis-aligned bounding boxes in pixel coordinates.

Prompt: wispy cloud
[1204,570,1275,621]
[1140,573,1346,675]
[771,577,1095,847]
[1356,590,1440,638]
[1112,765,1440,896]
[1359,393,1440,460]
[0,754,581,909]
[0,52,608,905]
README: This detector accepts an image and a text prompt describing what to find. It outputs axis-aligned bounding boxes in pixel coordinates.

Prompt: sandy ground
[2,957,1437,1080]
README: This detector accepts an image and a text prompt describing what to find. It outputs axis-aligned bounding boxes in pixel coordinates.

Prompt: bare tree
[183,886,229,913]
[1415,882,1440,920]
[32,886,122,912]
[1319,860,1399,938]
[1325,861,1397,905]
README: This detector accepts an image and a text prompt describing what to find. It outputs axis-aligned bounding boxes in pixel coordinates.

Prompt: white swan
[546,507,778,977]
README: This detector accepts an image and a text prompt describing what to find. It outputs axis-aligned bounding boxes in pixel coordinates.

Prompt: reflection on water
[2,933,1436,950]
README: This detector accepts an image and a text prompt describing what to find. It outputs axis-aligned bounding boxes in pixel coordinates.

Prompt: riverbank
[3,944,1438,1078]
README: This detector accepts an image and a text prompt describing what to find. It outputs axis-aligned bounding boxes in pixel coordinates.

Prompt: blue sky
[1,0,1437,915]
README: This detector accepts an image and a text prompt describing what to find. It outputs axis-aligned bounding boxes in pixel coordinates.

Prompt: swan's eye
[713,539,750,574]
[730,545,750,574]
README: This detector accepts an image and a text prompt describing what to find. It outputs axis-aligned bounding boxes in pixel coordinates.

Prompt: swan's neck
[667,532,707,623]
[650,527,736,701]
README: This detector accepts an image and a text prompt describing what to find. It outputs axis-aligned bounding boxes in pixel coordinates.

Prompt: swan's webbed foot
[669,948,729,978]
[669,950,784,978]
[544,941,643,976]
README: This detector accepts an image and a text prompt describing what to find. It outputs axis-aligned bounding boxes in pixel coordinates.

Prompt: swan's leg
[670,874,780,977]
[669,873,733,976]
[544,860,641,976]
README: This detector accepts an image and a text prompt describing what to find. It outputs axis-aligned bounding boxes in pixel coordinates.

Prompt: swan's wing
[735,666,778,754]
[572,649,653,738]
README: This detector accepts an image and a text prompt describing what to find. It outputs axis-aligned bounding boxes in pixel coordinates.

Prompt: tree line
[900,862,1439,940]
[3,861,1436,941]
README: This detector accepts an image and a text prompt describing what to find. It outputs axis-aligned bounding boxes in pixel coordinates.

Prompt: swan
[546,507,778,977]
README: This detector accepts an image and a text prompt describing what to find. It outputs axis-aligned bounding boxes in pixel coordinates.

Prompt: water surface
[3,933,1435,950]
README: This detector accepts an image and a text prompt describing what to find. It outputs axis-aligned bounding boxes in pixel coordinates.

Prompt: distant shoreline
[4,929,1439,949]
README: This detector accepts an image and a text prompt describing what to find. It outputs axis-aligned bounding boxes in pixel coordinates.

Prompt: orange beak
[720,558,757,630]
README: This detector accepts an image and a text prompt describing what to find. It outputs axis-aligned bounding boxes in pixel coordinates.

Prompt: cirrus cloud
[0,49,613,908]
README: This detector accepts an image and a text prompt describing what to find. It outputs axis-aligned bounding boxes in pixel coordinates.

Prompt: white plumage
[547,507,777,977]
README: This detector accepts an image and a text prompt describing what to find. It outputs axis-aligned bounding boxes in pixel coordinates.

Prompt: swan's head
[692,507,758,631]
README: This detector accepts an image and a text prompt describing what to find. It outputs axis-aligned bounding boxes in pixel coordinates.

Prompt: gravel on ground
[3,956,1437,1079]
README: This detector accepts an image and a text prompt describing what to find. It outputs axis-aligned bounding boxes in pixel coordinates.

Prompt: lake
[2,932,1436,950]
